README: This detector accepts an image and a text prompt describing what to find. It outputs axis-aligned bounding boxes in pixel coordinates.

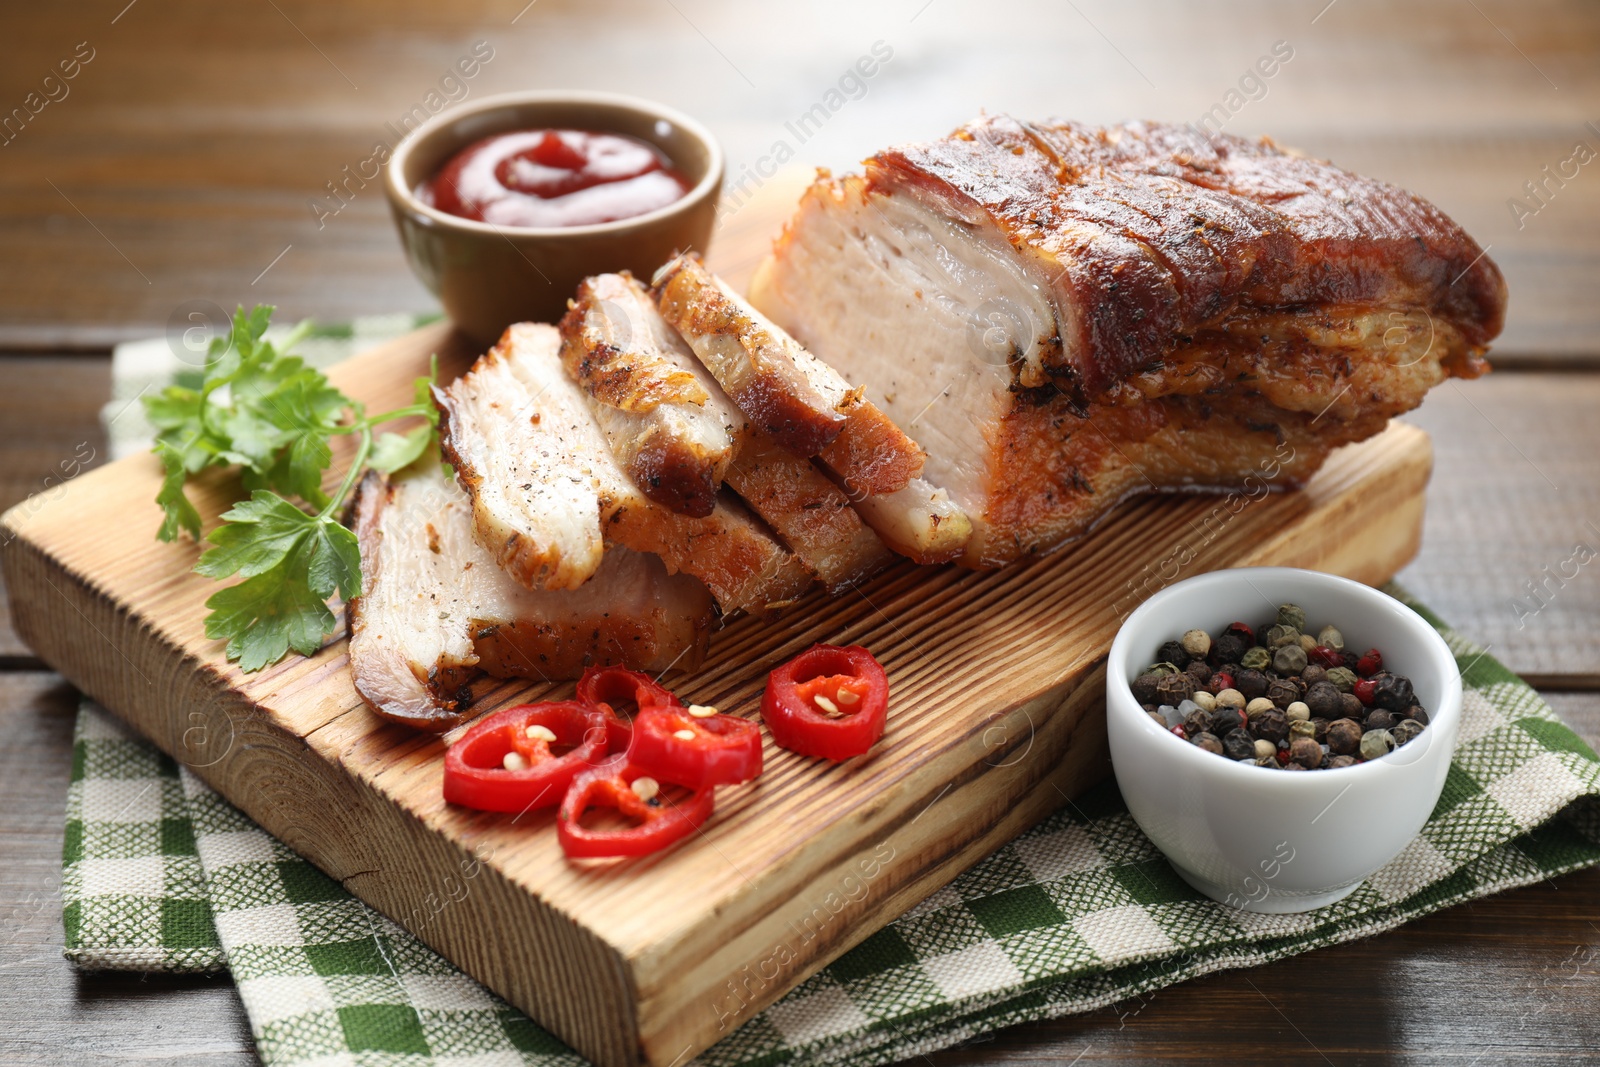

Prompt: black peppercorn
[1372,672,1414,712]
[1289,738,1322,768]
[1132,672,1163,704]
[1340,692,1366,719]
[1211,706,1248,736]
[1266,679,1300,709]
[1405,705,1430,726]
[1305,681,1343,718]
[1157,639,1188,667]
[1327,754,1358,769]
[1253,708,1289,744]
[1223,728,1256,760]
[1185,659,1213,684]
[1236,668,1270,701]
[1155,672,1196,706]
[1363,709,1396,732]
[1281,761,1307,771]
[1191,731,1224,755]
[1311,717,1330,743]
[1211,633,1247,666]
[1184,709,1215,737]
[1327,717,1363,755]
[1301,663,1328,686]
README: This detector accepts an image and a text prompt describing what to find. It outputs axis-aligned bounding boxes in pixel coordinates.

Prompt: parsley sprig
[146,306,439,672]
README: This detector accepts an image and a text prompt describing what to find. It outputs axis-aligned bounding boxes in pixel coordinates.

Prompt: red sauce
[419,129,692,228]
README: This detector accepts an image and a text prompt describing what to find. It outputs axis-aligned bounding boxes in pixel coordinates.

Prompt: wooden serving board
[0,177,1433,1066]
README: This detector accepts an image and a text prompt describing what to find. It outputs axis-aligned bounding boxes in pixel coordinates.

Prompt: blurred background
[3,0,1598,357]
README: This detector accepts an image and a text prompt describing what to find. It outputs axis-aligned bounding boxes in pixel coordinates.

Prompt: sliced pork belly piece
[434,323,604,590]
[724,433,893,592]
[850,478,971,566]
[438,323,812,617]
[347,464,713,731]
[749,115,1505,566]
[558,272,744,518]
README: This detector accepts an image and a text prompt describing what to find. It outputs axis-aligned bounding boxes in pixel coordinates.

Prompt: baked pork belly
[437,323,812,617]
[346,464,713,731]
[558,272,743,518]
[749,116,1505,566]
[725,432,893,592]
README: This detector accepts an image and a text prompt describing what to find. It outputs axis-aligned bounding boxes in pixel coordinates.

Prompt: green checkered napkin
[62,593,1600,1067]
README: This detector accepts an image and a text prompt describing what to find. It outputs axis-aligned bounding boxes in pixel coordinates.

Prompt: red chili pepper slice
[557,756,715,859]
[443,701,624,813]
[575,666,680,721]
[628,706,762,791]
[761,644,889,761]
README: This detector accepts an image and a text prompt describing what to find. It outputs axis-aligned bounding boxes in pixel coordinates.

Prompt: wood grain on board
[0,304,1435,1064]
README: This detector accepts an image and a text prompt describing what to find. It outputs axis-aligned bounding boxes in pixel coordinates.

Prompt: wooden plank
[1398,373,1600,686]
[1,0,1597,360]
[0,297,1434,1066]
[0,671,257,1067]
[0,357,109,664]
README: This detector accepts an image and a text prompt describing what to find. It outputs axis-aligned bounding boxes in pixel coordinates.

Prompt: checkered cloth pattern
[59,321,1600,1064]
[61,593,1600,1066]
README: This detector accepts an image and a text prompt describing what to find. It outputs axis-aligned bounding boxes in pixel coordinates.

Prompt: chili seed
[673,728,697,741]
[1327,718,1363,755]
[631,776,661,801]
[835,689,859,706]
[1240,646,1271,671]
[1317,625,1345,651]
[525,724,558,743]
[688,703,718,717]
[1181,629,1212,658]
[1360,729,1396,761]
[502,752,528,772]
[1191,731,1224,755]
[813,694,841,714]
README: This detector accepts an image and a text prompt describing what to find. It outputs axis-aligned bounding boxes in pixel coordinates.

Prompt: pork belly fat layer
[559,272,745,518]
[435,323,605,590]
[347,465,714,731]
[441,322,813,617]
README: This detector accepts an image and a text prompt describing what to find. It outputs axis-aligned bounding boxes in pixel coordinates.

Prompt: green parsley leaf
[203,546,338,672]
[155,442,202,543]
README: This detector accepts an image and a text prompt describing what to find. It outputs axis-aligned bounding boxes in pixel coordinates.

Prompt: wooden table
[3,0,1598,1062]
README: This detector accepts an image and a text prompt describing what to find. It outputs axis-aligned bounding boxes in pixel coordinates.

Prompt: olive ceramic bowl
[384,90,724,344]
[1106,567,1461,913]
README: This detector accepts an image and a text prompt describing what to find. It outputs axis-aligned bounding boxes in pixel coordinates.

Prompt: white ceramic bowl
[1106,567,1461,913]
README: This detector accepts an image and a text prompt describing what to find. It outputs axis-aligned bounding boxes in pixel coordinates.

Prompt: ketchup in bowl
[419,129,693,228]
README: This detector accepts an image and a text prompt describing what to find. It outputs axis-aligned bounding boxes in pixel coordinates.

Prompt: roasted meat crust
[870,115,1506,399]
[654,253,846,456]
[558,272,742,518]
